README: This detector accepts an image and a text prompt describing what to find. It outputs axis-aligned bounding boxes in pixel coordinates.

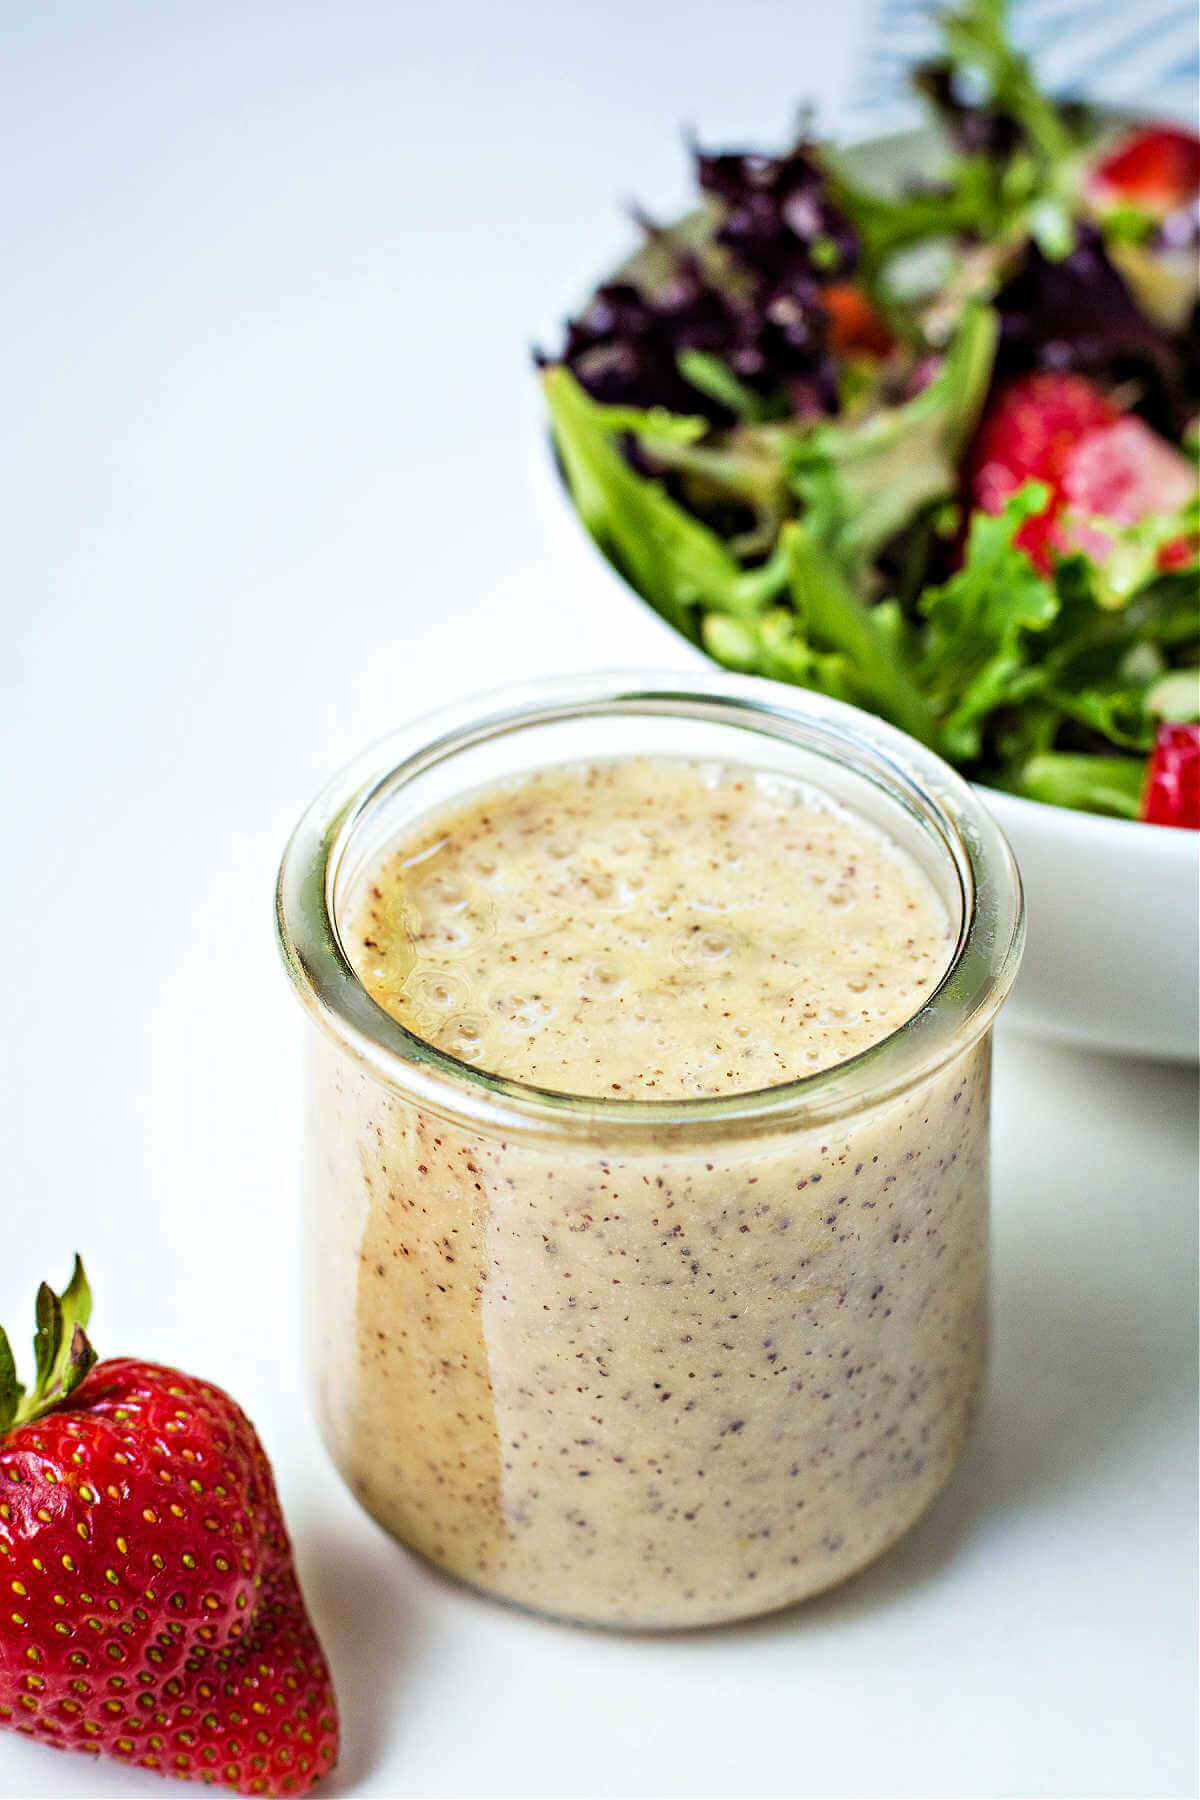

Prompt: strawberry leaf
[45,1258,96,1409]
[33,1283,63,1393]
[60,1253,92,1331]
[0,1328,24,1434]
[59,1325,97,1404]
[2,1256,98,1436]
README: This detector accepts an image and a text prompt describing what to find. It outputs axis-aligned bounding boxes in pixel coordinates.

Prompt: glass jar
[276,672,1023,1630]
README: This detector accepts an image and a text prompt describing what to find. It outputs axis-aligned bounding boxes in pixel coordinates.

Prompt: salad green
[539,0,1199,818]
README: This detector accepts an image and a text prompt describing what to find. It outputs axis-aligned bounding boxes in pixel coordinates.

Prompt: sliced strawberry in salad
[1061,416,1197,522]
[1059,415,1198,564]
[1157,531,1200,572]
[824,283,896,358]
[968,371,1196,574]
[1142,722,1200,829]
[968,372,1117,573]
[1090,124,1200,214]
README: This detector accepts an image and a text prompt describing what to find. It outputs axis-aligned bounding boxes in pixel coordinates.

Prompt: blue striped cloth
[849,0,1199,131]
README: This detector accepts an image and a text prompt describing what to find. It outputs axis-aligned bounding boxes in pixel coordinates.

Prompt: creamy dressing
[344,757,953,1096]
[306,754,988,1627]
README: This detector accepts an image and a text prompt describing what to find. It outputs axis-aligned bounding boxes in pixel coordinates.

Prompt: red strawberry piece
[1090,124,1200,213]
[1060,416,1197,525]
[1142,722,1200,829]
[968,371,1120,573]
[824,283,895,358]
[967,372,1198,573]
[1157,531,1200,572]
[0,1260,338,1795]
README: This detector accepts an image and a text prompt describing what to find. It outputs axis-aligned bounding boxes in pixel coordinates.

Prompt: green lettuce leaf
[1014,752,1146,817]
[539,320,1195,822]
[785,303,998,585]
[781,523,933,741]
[917,485,1060,760]
[826,0,1080,278]
[541,366,744,639]
[939,0,1073,172]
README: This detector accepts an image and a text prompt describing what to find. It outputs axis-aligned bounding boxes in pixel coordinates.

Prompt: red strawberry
[1090,124,1200,214]
[1142,722,1200,829]
[1058,415,1198,562]
[823,283,895,358]
[1157,531,1200,572]
[968,372,1120,572]
[0,1260,338,1795]
[967,372,1196,574]
[1061,415,1197,523]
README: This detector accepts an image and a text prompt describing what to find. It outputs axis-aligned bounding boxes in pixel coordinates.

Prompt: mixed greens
[539,0,1200,821]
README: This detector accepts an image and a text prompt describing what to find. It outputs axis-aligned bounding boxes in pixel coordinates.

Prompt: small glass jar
[276,672,1023,1630]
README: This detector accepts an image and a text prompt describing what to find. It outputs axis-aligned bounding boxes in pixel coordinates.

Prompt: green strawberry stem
[0,1254,97,1434]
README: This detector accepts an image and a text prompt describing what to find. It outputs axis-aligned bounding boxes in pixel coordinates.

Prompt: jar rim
[275,670,1024,1147]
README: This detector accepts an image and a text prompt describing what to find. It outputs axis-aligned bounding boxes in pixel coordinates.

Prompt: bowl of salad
[536,0,1199,1060]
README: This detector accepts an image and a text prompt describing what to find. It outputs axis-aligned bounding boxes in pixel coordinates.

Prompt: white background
[2,4,1197,1797]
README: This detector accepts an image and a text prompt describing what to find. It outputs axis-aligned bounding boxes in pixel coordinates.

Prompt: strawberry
[967,372,1196,574]
[823,283,895,358]
[1061,415,1198,523]
[1142,722,1200,829]
[968,371,1120,572]
[0,1260,338,1795]
[1058,415,1198,564]
[1089,124,1200,214]
[1157,530,1200,572]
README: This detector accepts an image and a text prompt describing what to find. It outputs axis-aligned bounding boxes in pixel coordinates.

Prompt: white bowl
[528,421,1200,1060]
[978,787,1198,1058]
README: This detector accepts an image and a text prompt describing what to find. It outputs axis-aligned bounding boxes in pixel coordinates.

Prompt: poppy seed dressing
[306,755,989,1626]
[345,758,954,1096]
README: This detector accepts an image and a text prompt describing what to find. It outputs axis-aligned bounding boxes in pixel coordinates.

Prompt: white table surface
[3,5,1197,1797]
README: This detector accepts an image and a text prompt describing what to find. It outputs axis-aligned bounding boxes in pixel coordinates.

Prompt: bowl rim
[976,781,1199,857]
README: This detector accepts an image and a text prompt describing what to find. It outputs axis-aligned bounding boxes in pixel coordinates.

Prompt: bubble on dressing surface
[579,960,627,999]
[434,1014,490,1064]
[671,926,737,967]
[492,992,556,1033]
[402,967,474,1013]
[343,756,955,1098]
